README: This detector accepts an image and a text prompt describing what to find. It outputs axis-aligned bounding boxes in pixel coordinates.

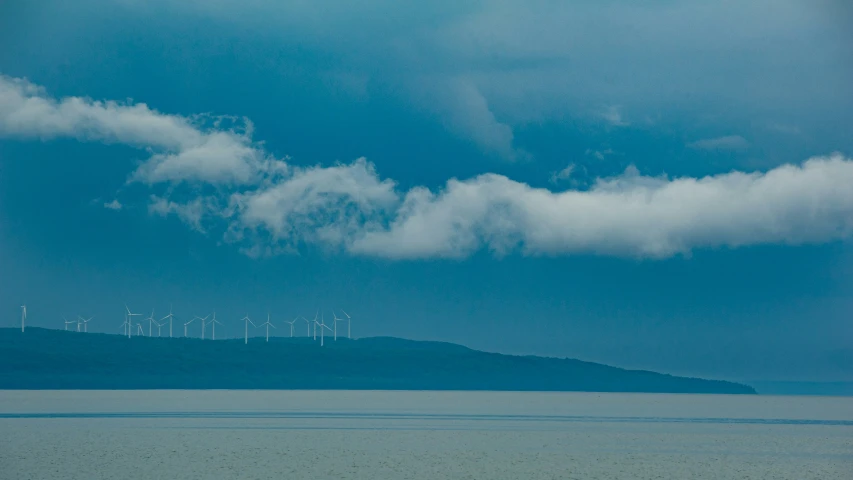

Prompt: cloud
[766,124,802,135]
[408,76,525,160]
[350,155,853,259]
[227,159,399,250]
[549,164,575,184]
[14,0,852,163]
[598,106,629,127]
[688,135,750,151]
[103,199,123,210]
[3,76,853,260]
[0,75,263,184]
[148,195,214,233]
[586,148,615,161]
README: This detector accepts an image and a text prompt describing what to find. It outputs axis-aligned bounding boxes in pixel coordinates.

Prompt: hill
[0,328,755,394]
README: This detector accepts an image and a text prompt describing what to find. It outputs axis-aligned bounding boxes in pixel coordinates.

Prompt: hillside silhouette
[0,328,755,394]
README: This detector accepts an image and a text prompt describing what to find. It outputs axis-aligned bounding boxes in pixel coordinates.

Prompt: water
[1,391,850,479]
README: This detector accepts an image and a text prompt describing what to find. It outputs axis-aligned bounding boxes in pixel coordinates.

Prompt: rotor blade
[341,309,350,318]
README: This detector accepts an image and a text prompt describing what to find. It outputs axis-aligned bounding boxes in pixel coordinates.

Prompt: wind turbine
[81,316,93,333]
[316,312,332,347]
[145,310,157,337]
[197,314,210,340]
[208,311,223,340]
[160,305,175,338]
[240,314,256,344]
[340,309,352,339]
[332,311,347,341]
[77,316,93,333]
[259,313,276,342]
[153,317,165,337]
[300,316,310,336]
[135,323,144,336]
[286,317,297,337]
[183,316,196,337]
[20,305,26,333]
[119,315,129,336]
[63,316,75,331]
[125,305,141,339]
[312,311,319,340]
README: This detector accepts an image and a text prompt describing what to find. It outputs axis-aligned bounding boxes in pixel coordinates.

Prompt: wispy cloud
[103,199,123,211]
[585,148,615,161]
[0,76,263,185]
[766,124,802,135]
[75,0,852,163]
[549,164,575,184]
[598,106,629,127]
[688,135,750,151]
[4,76,853,260]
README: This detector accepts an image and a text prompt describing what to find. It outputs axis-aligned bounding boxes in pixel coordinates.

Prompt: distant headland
[0,328,755,394]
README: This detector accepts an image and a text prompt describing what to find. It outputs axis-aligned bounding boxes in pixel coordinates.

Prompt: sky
[1,0,852,385]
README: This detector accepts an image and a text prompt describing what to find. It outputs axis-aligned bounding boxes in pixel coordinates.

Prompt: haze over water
[1,390,850,479]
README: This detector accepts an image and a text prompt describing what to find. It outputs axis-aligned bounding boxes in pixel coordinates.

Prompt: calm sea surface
[1,390,850,479]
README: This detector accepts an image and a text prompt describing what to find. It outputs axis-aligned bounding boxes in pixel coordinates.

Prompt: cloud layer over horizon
[79,0,850,161]
[3,75,853,259]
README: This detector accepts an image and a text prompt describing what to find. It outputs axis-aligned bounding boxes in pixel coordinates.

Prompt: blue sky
[1,0,852,383]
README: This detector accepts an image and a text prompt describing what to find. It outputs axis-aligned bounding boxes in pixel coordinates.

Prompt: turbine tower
[125,305,141,339]
[208,311,223,340]
[193,315,210,339]
[183,316,197,337]
[240,315,256,344]
[20,305,26,333]
[341,309,352,339]
[300,316,310,336]
[77,315,92,333]
[260,313,276,342]
[154,317,165,337]
[312,311,319,340]
[315,313,332,347]
[145,310,157,337]
[333,311,347,341]
[160,305,175,338]
[286,317,297,337]
[81,316,93,333]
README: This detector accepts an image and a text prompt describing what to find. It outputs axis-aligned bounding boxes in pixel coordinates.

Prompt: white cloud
[148,195,213,233]
[19,0,853,161]
[350,155,853,258]
[103,199,123,210]
[549,164,575,184]
[766,124,802,135]
[688,135,750,151]
[4,76,853,260]
[0,76,263,185]
[228,159,399,250]
[598,106,629,127]
[586,148,615,161]
[408,76,524,161]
